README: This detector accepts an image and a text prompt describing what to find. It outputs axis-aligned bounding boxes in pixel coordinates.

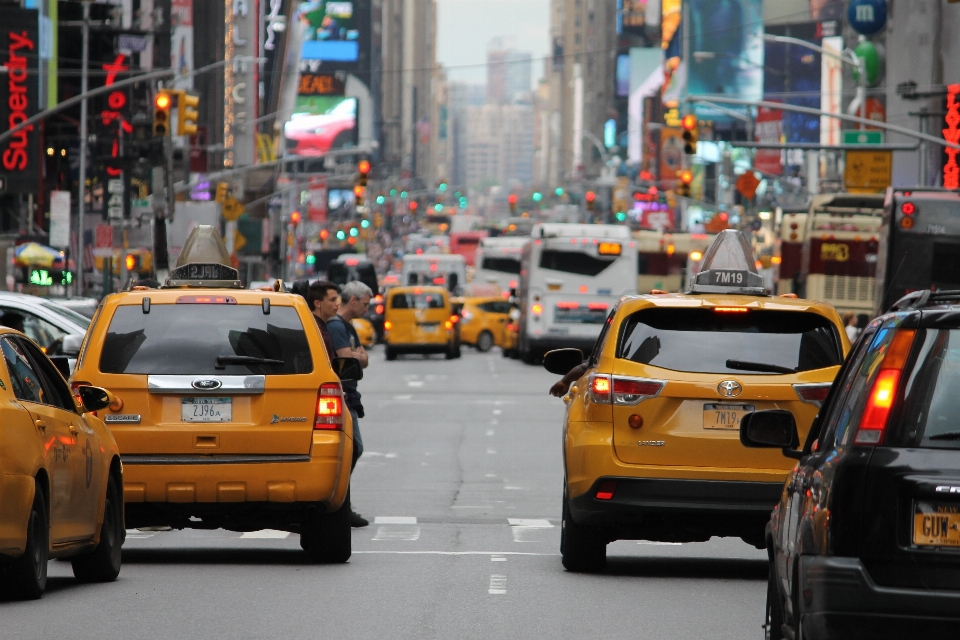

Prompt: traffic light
[438,181,447,192]
[125,253,136,272]
[677,169,693,197]
[290,211,301,226]
[681,114,699,155]
[585,190,597,211]
[355,160,370,206]
[354,184,366,206]
[555,187,564,197]
[153,91,172,136]
[508,193,518,213]
[177,92,200,136]
[532,191,542,202]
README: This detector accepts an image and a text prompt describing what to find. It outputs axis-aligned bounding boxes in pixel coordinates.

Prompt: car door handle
[34,419,46,431]
[69,423,79,434]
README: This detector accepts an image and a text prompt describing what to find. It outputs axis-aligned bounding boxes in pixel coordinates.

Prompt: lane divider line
[488,575,507,595]
[240,530,290,539]
[374,516,418,524]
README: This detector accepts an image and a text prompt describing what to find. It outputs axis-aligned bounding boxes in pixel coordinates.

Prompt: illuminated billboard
[284,95,358,156]
[298,1,361,62]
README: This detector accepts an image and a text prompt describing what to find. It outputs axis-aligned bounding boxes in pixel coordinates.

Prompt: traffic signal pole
[77,1,90,294]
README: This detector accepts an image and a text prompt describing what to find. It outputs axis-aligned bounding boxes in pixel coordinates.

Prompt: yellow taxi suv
[459,296,513,352]
[71,226,359,564]
[544,230,849,572]
[351,317,376,348]
[383,286,461,361]
[0,330,123,599]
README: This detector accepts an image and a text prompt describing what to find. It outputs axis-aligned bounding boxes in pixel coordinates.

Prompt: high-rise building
[487,39,533,105]
[459,103,534,188]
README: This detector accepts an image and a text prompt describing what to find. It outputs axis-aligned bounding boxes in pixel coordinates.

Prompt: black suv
[741,290,960,639]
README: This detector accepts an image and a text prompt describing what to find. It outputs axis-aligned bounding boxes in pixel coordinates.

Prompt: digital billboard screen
[298,1,361,62]
[284,95,358,156]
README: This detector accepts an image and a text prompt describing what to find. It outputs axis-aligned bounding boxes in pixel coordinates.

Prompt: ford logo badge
[192,378,222,390]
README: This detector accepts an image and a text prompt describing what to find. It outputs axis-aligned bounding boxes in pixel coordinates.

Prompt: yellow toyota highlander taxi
[0,329,123,599]
[544,230,849,572]
[383,286,461,360]
[71,226,359,563]
[459,296,513,352]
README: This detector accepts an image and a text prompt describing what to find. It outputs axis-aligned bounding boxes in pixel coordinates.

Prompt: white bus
[473,236,529,295]
[401,253,468,295]
[517,223,637,362]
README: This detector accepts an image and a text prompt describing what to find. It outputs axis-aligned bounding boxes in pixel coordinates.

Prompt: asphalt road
[1,347,768,639]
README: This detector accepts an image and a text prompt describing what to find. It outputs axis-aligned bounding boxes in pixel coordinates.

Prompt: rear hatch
[386,290,450,344]
[92,300,319,455]
[861,325,960,589]
[610,305,841,469]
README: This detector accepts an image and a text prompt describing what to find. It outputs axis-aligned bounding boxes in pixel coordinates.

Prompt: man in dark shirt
[327,281,372,528]
[305,280,340,361]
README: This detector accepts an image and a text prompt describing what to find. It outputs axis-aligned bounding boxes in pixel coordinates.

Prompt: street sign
[845,150,892,193]
[93,224,114,258]
[843,130,884,145]
[221,197,245,221]
[49,191,71,248]
[735,171,761,200]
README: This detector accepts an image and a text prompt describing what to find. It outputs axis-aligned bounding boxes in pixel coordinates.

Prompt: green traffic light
[389,189,397,197]
[438,183,447,192]
[361,219,370,228]
[306,254,316,265]
[376,195,385,205]
[454,191,462,198]
[434,204,443,212]
[615,212,627,222]
[400,191,408,198]
[349,227,359,237]
[336,230,346,240]
[555,187,564,197]
[532,192,542,202]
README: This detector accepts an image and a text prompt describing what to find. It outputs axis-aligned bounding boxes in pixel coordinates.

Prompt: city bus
[795,193,885,314]
[517,223,637,363]
[633,230,715,293]
[775,207,808,295]
[473,236,528,295]
[401,253,467,295]
[449,230,488,266]
[875,187,960,313]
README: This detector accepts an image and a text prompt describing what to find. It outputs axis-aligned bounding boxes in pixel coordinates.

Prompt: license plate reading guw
[181,397,232,422]
[914,502,960,547]
[702,404,754,430]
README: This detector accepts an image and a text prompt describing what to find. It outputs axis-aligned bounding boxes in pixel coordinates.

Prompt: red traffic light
[320,229,329,240]
[679,170,693,185]
[585,191,597,203]
[290,211,301,224]
[354,185,365,197]
[155,93,171,109]
[409,201,418,211]
[507,194,518,205]
[358,160,371,174]
[681,114,697,131]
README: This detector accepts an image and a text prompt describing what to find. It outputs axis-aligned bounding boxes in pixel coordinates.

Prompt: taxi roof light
[688,229,766,296]
[166,225,242,289]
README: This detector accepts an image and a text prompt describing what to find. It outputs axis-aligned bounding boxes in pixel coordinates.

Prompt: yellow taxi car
[383,286,461,361]
[459,296,513,352]
[0,330,123,599]
[351,317,376,348]
[71,226,359,563]
[501,306,521,358]
[544,230,849,572]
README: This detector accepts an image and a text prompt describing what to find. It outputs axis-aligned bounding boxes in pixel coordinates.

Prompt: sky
[435,0,551,88]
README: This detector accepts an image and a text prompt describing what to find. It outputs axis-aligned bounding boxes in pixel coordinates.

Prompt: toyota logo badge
[717,380,742,398]
[192,378,223,390]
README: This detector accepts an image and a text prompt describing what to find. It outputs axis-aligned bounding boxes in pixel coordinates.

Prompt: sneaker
[351,511,369,528]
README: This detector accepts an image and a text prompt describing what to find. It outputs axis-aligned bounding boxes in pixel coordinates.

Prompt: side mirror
[331,357,363,382]
[49,355,72,380]
[78,385,113,412]
[543,348,584,376]
[61,334,84,357]
[740,410,802,457]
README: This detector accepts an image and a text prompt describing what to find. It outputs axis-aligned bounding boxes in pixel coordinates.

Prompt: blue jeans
[349,408,363,470]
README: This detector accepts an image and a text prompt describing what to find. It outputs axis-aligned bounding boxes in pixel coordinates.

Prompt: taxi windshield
[391,293,446,309]
[617,308,842,374]
[98,305,312,375]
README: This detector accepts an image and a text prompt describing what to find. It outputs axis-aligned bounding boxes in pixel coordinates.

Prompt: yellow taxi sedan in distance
[351,317,376,348]
[459,296,513,352]
[544,230,849,572]
[383,286,461,360]
[0,330,123,599]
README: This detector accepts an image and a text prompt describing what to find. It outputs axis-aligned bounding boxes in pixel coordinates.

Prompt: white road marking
[486,429,495,436]
[385,453,397,459]
[491,556,507,562]
[489,575,507,595]
[509,519,554,543]
[352,551,555,555]
[393,395,412,400]
[504,486,523,490]
[485,473,497,478]
[240,530,290,539]
[508,519,553,528]
[407,380,424,387]
[487,448,497,454]
[372,526,420,541]
[125,530,155,539]
[638,541,683,546]
[375,516,418,524]
[492,409,502,415]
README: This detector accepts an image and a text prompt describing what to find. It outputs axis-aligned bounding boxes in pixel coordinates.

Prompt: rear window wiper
[928,431,960,440]
[216,355,285,370]
[726,359,797,374]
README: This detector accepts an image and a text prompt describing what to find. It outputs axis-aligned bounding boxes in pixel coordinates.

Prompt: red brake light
[901,202,916,215]
[176,296,237,304]
[587,302,609,311]
[595,480,617,501]
[449,315,459,324]
[853,329,916,445]
[613,378,663,397]
[793,383,832,407]
[590,375,611,403]
[375,304,384,314]
[315,383,343,429]
[714,307,749,313]
[556,301,579,309]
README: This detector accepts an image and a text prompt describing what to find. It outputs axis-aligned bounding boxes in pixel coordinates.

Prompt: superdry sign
[0,9,40,194]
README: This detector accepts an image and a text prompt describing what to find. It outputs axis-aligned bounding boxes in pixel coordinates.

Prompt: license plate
[913,502,960,547]
[181,397,232,422]
[420,324,439,333]
[702,404,754,430]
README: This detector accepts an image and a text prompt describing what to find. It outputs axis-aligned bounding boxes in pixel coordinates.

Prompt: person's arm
[549,362,589,398]
[336,345,369,368]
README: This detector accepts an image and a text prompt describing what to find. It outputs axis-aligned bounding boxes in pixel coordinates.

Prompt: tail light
[587,302,609,311]
[375,304,384,314]
[853,329,916,446]
[450,314,459,324]
[532,304,542,315]
[315,383,344,429]
[444,320,453,330]
[556,301,579,309]
[612,377,666,405]
[384,320,392,331]
[589,374,611,403]
[506,323,517,332]
[595,480,617,500]
[793,383,832,408]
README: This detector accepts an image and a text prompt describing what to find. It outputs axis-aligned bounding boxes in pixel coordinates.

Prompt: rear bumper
[800,556,960,638]
[385,342,450,353]
[569,477,781,541]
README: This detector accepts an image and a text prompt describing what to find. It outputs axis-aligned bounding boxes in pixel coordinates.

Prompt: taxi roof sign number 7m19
[688,229,766,295]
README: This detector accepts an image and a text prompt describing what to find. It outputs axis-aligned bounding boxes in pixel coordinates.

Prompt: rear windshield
[540,249,616,276]
[391,292,447,309]
[480,257,521,274]
[99,305,312,375]
[895,329,960,449]
[617,308,843,374]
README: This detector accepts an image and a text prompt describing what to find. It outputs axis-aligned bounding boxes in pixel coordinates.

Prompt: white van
[401,253,467,295]
[473,236,529,294]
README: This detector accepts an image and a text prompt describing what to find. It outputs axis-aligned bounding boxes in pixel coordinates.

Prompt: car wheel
[560,492,606,573]
[765,560,785,640]
[72,475,123,583]
[304,490,352,563]
[476,331,494,353]
[385,346,397,361]
[445,342,459,359]
[4,483,49,600]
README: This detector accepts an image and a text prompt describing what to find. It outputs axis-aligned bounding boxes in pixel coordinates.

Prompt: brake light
[445,320,453,330]
[595,480,617,500]
[506,323,517,331]
[384,321,392,330]
[793,383,832,408]
[375,305,384,314]
[853,329,916,446]
[509,280,517,288]
[176,296,237,304]
[556,301,579,309]
[449,315,459,324]
[589,374,611,403]
[587,302,609,311]
[714,307,749,313]
[532,304,542,315]
[612,377,665,405]
[315,383,343,429]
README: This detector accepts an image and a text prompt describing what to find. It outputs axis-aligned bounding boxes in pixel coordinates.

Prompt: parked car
[0,292,91,357]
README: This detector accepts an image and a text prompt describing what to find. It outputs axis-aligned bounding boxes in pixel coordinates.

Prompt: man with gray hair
[326,280,372,527]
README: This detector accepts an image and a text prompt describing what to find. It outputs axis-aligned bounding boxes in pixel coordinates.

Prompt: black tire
[304,490,352,563]
[445,342,459,359]
[476,331,494,353]
[561,492,606,573]
[765,560,785,640]
[72,475,122,583]
[385,346,397,361]
[501,346,511,358]
[5,483,49,600]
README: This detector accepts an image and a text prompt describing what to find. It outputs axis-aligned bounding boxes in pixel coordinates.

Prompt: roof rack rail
[889,290,960,312]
